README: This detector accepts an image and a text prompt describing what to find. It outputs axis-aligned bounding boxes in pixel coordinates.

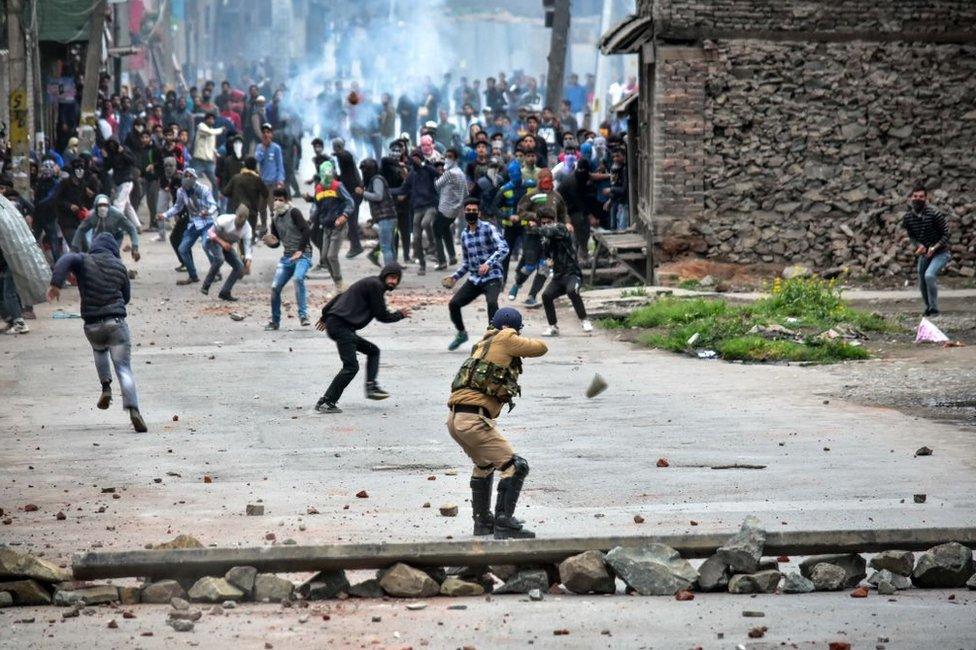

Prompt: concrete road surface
[2,228,974,648]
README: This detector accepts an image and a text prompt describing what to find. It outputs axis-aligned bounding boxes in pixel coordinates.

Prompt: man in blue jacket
[255,123,285,236]
[47,233,147,433]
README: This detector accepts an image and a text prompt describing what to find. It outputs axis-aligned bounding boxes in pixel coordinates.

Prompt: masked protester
[220,134,247,197]
[309,160,355,292]
[529,206,593,335]
[263,187,313,330]
[902,183,951,317]
[433,147,466,270]
[71,194,140,260]
[360,158,398,267]
[442,197,510,351]
[47,233,148,433]
[508,168,568,306]
[221,156,270,240]
[157,167,218,285]
[313,262,411,414]
[447,307,547,539]
[390,149,439,276]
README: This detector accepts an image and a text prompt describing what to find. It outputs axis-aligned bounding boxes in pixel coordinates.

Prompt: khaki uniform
[447,328,547,478]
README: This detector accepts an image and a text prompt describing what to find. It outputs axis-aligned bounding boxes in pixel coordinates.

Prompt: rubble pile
[1,528,974,616]
[658,40,976,278]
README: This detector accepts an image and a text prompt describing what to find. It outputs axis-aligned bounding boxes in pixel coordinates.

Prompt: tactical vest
[451,332,524,411]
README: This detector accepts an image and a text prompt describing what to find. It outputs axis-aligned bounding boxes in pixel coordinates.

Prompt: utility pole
[6,0,34,196]
[79,0,107,152]
[544,0,571,111]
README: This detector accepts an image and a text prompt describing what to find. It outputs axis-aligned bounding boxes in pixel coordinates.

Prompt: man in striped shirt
[903,184,951,317]
[442,198,510,351]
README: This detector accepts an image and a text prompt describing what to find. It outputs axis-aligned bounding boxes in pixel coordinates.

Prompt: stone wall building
[601,1,976,279]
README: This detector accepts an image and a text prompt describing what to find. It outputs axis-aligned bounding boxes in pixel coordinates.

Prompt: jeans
[178,222,218,280]
[396,205,411,261]
[613,203,630,231]
[375,218,397,266]
[271,253,312,323]
[33,220,64,263]
[322,317,380,404]
[319,223,348,282]
[1,270,22,322]
[501,224,523,283]
[83,317,139,409]
[191,159,218,190]
[449,279,501,332]
[514,263,549,299]
[411,206,438,269]
[433,212,456,265]
[113,181,141,231]
[156,190,173,239]
[202,238,245,296]
[917,251,950,312]
[542,274,587,325]
[347,195,364,252]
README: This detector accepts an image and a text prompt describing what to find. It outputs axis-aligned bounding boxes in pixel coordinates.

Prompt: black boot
[470,475,494,536]
[97,382,112,410]
[364,381,390,400]
[494,475,535,539]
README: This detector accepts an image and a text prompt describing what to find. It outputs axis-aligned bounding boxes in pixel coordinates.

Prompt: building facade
[603,0,976,279]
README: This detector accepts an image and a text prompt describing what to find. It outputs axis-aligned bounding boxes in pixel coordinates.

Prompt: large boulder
[867,570,911,591]
[728,570,781,594]
[225,566,258,597]
[912,543,975,588]
[187,577,244,603]
[494,570,549,595]
[440,577,486,597]
[869,551,914,577]
[379,563,439,598]
[558,551,616,595]
[715,516,766,574]
[0,547,72,584]
[253,574,294,603]
[53,584,118,606]
[780,572,814,594]
[141,579,186,604]
[605,544,697,596]
[299,570,350,600]
[809,563,847,591]
[697,555,731,592]
[0,579,52,605]
[799,554,866,588]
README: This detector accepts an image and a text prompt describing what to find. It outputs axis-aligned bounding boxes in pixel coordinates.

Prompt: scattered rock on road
[0,579,51,605]
[187,577,244,603]
[605,543,697,596]
[379,563,440,598]
[912,543,975,588]
[439,577,485,597]
[167,618,194,632]
[716,516,766,574]
[780,572,815,594]
[348,579,384,598]
[867,570,911,591]
[225,566,258,597]
[810,564,848,591]
[558,550,616,595]
[728,570,781,594]
[800,553,866,588]
[439,503,459,517]
[253,574,294,603]
[246,504,265,516]
[153,535,204,550]
[697,555,731,592]
[298,570,350,600]
[52,584,118,606]
[869,551,915,577]
[141,580,186,604]
[494,570,549,595]
[0,547,72,583]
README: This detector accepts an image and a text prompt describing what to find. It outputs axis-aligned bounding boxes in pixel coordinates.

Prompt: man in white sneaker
[530,207,593,336]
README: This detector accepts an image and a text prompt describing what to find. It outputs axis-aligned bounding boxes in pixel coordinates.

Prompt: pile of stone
[3,532,975,610]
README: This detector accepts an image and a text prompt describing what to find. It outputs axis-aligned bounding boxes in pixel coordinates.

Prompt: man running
[442,197,509,351]
[264,187,313,330]
[447,307,547,539]
[314,263,410,414]
[47,233,147,433]
[157,168,218,286]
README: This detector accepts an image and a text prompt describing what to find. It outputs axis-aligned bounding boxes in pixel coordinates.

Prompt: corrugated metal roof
[599,14,652,55]
[38,0,96,44]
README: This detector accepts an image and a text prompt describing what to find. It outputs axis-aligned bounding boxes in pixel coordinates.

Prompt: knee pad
[501,454,529,479]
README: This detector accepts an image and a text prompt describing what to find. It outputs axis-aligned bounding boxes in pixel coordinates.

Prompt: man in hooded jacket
[314,262,412,413]
[71,194,141,258]
[47,233,147,433]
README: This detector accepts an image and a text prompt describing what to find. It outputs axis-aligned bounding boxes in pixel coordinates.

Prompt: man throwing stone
[47,233,147,432]
[447,307,547,539]
[903,183,951,317]
[442,197,509,351]
[314,262,411,414]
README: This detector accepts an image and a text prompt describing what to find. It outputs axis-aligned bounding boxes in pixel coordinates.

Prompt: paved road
[2,227,974,647]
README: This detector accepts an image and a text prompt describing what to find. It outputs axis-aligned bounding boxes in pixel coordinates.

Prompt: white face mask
[74,168,85,179]
[96,206,109,218]
[233,142,243,157]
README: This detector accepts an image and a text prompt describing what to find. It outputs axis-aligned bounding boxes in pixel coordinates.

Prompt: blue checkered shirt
[452,220,509,285]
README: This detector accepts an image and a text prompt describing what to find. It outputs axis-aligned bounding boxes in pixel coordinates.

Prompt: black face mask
[912,199,926,211]
[464,212,480,224]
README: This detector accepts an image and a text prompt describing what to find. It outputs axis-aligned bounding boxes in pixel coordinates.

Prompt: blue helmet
[506,160,522,188]
[491,307,523,332]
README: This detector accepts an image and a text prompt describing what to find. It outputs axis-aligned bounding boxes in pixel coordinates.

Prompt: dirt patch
[657,257,782,290]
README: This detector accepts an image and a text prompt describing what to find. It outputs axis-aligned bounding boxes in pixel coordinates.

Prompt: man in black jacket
[331,138,364,258]
[314,262,411,413]
[47,233,147,433]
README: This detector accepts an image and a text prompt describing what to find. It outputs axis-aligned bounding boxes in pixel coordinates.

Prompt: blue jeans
[1,270,22,322]
[84,317,139,409]
[271,253,312,324]
[614,203,630,230]
[191,158,218,190]
[375,218,396,266]
[917,251,950,312]
[178,222,218,281]
[202,238,245,296]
